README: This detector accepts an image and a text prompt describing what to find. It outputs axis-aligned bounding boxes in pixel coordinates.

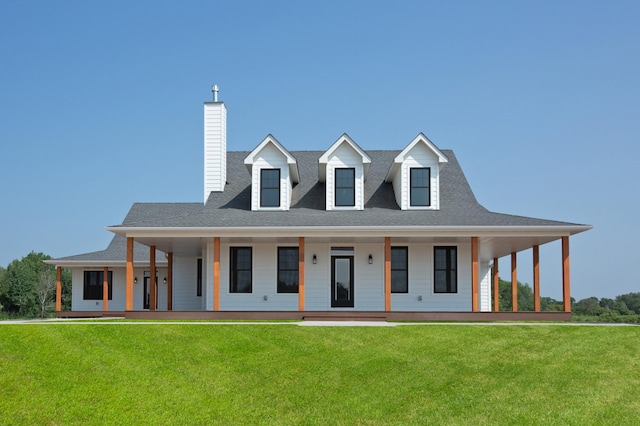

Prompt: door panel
[331,256,354,308]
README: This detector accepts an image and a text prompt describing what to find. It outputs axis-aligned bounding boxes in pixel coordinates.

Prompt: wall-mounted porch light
[368,254,373,264]
[163,277,167,285]
[312,254,317,264]
[134,277,138,284]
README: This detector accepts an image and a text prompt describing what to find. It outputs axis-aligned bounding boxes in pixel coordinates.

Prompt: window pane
[434,271,447,293]
[278,247,299,293]
[235,271,252,293]
[261,169,280,207]
[335,168,355,206]
[391,270,408,293]
[410,168,430,206]
[391,247,408,293]
[230,248,252,293]
[411,188,429,206]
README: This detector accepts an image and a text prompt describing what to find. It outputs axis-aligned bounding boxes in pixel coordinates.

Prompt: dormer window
[260,169,280,208]
[410,168,430,207]
[335,168,355,207]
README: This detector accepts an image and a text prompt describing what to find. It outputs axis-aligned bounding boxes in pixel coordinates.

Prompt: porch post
[384,237,391,312]
[56,266,62,312]
[562,236,571,312]
[167,252,173,311]
[298,237,305,311]
[493,258,499,312]
[533,245,540,312]
[150,245,156,311]
[214,237,220,311]
[103,266,109,312]
[511,252,518,312]
[471,237,479,312]
[126,237,134,311]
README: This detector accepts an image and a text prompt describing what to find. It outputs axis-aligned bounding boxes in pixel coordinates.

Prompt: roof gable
[318,133,371,182]
[243,134,300,183]
[385,133,448,182]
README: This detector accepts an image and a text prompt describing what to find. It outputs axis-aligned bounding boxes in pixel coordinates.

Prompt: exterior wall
[479,261,492,312]
[204,102,227,200]
[172,256,203,310]
[390,242,472,311]
[324,144,365,211]
[397,144,441,210]
[250,144,291,211]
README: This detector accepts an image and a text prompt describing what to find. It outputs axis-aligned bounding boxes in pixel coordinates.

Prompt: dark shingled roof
[113,149,583,228]
[52,235,165,262]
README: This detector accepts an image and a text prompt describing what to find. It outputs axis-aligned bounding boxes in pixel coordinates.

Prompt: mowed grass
[0,324,638,425]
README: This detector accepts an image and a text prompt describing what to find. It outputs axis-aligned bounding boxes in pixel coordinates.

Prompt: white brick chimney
[203,85,227,202]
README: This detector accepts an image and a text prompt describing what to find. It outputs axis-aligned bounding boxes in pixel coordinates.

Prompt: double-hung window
[335,168,355,207]
[230,247,252,293]
[277,247,299,293]
[434,246,457,293]
[260,169,280,207]
[391,247,408,293]
[410,167,430,207]
[83,270,112,300]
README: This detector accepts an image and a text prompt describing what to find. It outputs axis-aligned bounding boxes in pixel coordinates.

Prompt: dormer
[385,133,448,210]
[244,135,299,211]
[319,134,371,211]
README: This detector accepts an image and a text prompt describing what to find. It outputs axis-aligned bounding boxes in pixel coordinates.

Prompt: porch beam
[562,236,571,312]
[533,245,540,312]
[150,245,156,311]
[493,258,499,312]
[56,266,62,312]
[511,252,518,312]
[167,252,173,311]
[126,237,134,311]
[214,237,220,311]
[103,266,109,312]
[471,237,479,312]
[299,237,305,311]
[384,237,391,312]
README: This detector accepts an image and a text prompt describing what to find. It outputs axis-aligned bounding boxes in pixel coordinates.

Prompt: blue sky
[1,1,638,301]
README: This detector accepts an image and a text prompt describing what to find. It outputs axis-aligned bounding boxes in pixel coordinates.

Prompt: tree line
[1,252,638,322]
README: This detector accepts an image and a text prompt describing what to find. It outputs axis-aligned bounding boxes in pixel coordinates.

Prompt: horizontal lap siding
[172,256,202,310]
[391,242,472,311]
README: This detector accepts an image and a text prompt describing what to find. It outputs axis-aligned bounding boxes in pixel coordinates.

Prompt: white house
[48,87,591,320]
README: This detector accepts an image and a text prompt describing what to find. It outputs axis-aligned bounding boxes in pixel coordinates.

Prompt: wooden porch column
[384,237,391,312]
[103,266,109,312]
[493,258,499,312]
[126,237,134,311]
[150,245,156,311]
[562,236,571,312]
[533,245,540,312]
[56,266,62,312]
[214,237,220,311]
[299,237,305,311]
[167,252,173,311]
[471,237,479,312]
[511,252,518,312]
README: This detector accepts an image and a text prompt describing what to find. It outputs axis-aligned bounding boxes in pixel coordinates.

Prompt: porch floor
[56,310,572,322]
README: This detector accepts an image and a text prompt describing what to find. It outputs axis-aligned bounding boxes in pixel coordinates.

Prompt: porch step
[303,314,388,322]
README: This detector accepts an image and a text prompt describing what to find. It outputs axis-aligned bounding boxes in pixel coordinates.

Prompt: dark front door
[331,255,354,307]
[143,277,158,310]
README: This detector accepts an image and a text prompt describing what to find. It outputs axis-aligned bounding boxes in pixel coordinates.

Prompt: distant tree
[2,252,54,317]
[36,269,57,318]
[615,293,640,315]
[574,297,604,316]
[599,297,616,311]
[541,296,563,311]
[496,279,534,311]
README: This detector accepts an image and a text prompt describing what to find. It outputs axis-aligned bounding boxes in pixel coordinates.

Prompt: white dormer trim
[244,135,299,211]
[319,134,371,211]
[385,133,449,211]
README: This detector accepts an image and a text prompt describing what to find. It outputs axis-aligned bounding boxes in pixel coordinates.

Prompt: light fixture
[312,254,317,264]
[163,277,167,285]
[368,254,373,264]
[134,277,138,284]
[418,295,423,301]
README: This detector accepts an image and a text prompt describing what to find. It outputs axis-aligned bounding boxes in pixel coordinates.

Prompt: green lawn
[0,323,638,425]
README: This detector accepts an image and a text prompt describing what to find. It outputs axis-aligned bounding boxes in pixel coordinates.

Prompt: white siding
[250,144,291,211]
[479,261,492,312]
[325,144,365,211]
[204,102,227,201]
[172,256,202,310]
[398,144,441,210]
[391,242,472,311]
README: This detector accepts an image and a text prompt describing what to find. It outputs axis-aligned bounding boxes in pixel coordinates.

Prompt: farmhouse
[48,87,591,320]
